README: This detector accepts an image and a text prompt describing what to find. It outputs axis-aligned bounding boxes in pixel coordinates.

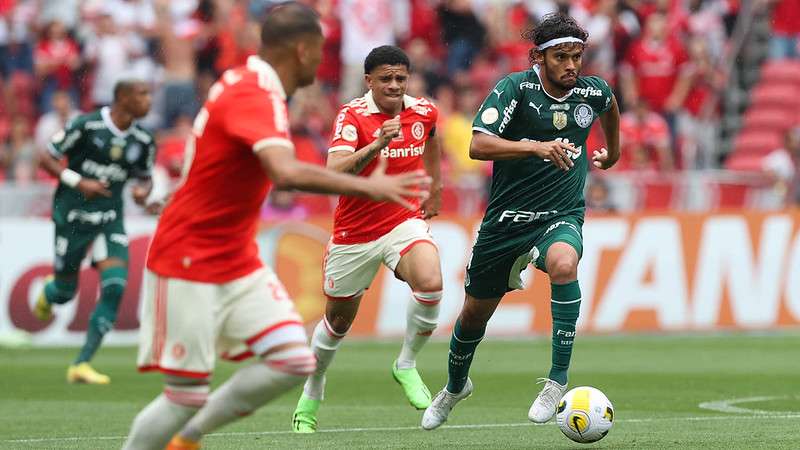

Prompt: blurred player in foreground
[422,13,620,429]
[35,80,155,384]
[121,4,430,450]
[292,45,442,433]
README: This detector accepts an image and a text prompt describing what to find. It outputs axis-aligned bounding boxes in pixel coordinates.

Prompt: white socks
[303,317,346,400]
[396,291,441,370]
[122,383,208,450]
[179,346,315,441]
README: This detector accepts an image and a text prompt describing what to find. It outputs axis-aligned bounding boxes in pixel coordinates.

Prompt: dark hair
[364,45,410,74]
[113,79,143,101]
[260,1,322,48]
[523,13,588,64]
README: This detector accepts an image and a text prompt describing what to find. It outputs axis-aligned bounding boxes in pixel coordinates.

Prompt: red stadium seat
[740,108,797,134]
[731,131,782,155]
[749,83,800,108]
[715,183,750,209]
[723,152,767,171]
[639,180,676,210]
[760,60,800,84]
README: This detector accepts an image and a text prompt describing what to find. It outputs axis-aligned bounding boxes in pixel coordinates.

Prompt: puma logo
[493,88,504,98]
[529,102,542,116]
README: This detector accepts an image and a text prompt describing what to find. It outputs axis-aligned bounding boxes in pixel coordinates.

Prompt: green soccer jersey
[472,67,613,232]
[47,107,155,226]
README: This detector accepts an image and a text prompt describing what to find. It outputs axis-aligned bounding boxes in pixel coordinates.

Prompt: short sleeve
[225,86,293,152]
[328,107,360,153]
[47,117,83,159]
[583,76,615,115]
[471,76,521,138]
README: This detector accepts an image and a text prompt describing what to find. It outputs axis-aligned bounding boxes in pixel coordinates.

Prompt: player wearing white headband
[422,13,621,430]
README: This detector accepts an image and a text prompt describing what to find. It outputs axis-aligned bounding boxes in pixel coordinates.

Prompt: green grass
[1,334,799,449]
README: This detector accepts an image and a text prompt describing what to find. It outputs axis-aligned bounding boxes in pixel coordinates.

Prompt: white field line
[698,395,799,415]
[3,413,800,444]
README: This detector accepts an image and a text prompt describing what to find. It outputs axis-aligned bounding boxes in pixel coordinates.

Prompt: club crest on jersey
[553,111,568,130]
[574,103,593,128]
[126,143,142,163]
[110,145,123,160]
[342,124,358,142]
[411,121,425,140]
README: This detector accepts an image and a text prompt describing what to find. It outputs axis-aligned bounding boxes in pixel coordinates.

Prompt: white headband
[537,37,586,50]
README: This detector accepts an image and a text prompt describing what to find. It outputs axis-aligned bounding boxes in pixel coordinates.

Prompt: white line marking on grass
[699,396,799,415]
[4,414,799,444]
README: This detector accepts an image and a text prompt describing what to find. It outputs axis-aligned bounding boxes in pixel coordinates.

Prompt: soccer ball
[555,386,614,443]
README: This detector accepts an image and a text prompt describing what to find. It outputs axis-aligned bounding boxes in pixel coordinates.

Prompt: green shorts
[53,217,129,275]
[465,214,583,300]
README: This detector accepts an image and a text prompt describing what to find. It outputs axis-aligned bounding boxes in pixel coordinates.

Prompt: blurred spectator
[585,176,617,213]
[405,38,445,96]
[155,114,192,180]
[762,127,800,205]
[338,0,408,102]
[619,11,689,140]
[768,0,800,59]
[442,82,482,183]
[34,89,79,157]
[674,36,726,169]
[437,0,486,74]
[315,0,342,91]
[34,20,80,113]
[582,0,639,85]
[84,11,142,108]
[618,99,673,171]
[2,116,36,181]
[39,0,81,31]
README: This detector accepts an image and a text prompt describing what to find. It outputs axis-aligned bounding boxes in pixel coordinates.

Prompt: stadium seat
[740,108,797,134]
[749,83,800,108]
[759,59,800,84]
[639,180,676,210]
[715,183,750,209]
[723,152,767,171]
[731,131,782,155]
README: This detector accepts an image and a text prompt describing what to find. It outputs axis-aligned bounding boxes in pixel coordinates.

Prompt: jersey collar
[364,90,420,114]
[247,55,287,100]
[101,107,131,138]
[532,65,573,103]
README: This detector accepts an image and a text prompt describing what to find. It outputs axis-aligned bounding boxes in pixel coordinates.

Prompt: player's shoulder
[498,69,538,90]
[131,123,155,145]
[340,95,371,118]
[575,75,612,93]
[69,110,101,130]
[406,95,438,120]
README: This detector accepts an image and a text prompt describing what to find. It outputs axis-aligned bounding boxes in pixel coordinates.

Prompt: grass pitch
[1,333,798,449]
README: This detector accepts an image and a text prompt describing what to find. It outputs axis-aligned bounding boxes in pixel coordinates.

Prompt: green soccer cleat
[292,393,320,433]
[392,360,432,409]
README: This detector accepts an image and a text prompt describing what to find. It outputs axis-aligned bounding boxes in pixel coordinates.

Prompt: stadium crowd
[1,0,799,210]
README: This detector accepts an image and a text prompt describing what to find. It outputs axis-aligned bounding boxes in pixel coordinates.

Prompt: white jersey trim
[253,137,294,153]
[472,126,498,137]
[328,144,356,153]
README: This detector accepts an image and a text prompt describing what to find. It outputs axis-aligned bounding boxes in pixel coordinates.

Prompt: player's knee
[459,308,491,331]
[411,274,443,294]
[549,259,578,283]
[100,266,127,302]
[48,276,78,304]
[163,377,210,409]
[264,345,317,378]
[326,314,353,336]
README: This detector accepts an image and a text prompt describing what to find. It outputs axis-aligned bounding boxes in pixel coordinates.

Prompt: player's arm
[593,94,621,170]
[131,141,156,206]
[40,123,111,199]
[327,115,400,174]
[421,129,442,219]
[470,132,576,170]
[257,145,430,211]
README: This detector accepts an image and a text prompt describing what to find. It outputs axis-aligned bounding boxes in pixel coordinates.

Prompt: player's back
[148,56,292,283]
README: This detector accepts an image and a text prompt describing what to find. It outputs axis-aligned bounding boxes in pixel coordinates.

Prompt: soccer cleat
[421,378,473,430]
[292,393,321,433]
[528,378,567,423]
[66,362,110,384]
[392,361,432,409]
[33,275,54,321]
[166,435,201,450]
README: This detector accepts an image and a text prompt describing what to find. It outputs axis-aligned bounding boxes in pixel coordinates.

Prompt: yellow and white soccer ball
[555,386,614,443]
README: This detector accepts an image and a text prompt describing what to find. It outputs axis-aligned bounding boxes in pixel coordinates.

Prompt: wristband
[60,169,82,188]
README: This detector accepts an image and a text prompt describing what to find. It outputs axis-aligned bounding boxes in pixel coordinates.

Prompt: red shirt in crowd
[623,38,688,112]
[617,111,670,170]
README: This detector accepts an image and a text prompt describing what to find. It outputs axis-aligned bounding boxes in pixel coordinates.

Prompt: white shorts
[323,218,436,299]
[137,266,306,379]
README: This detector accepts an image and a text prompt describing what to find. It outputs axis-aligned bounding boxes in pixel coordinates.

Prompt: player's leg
[69,226,130,383]
[529,220,583,423]
[293,241,381,432]
[422,293,500,430]
[34,226,87,321]
[124,272,216,450]
[169,268,314,447]
[388,220,442,409]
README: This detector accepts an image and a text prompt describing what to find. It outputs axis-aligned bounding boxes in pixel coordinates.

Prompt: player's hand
[367,157,431,210]
[592,147,617,170]
[421,187,441,219]
[376,115,402,148]
[132,183,151,206]
[532,140,576,171]
[77,179,112,199]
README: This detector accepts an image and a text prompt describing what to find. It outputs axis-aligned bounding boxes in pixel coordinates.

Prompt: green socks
[548,281,581,385]
[446,319,485,394]
[76,266,127,364]
[44,277,78,305]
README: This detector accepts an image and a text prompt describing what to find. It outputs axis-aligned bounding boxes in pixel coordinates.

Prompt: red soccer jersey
[147,56,293,283]
[623,38,688,112]
[328,91,438,244]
